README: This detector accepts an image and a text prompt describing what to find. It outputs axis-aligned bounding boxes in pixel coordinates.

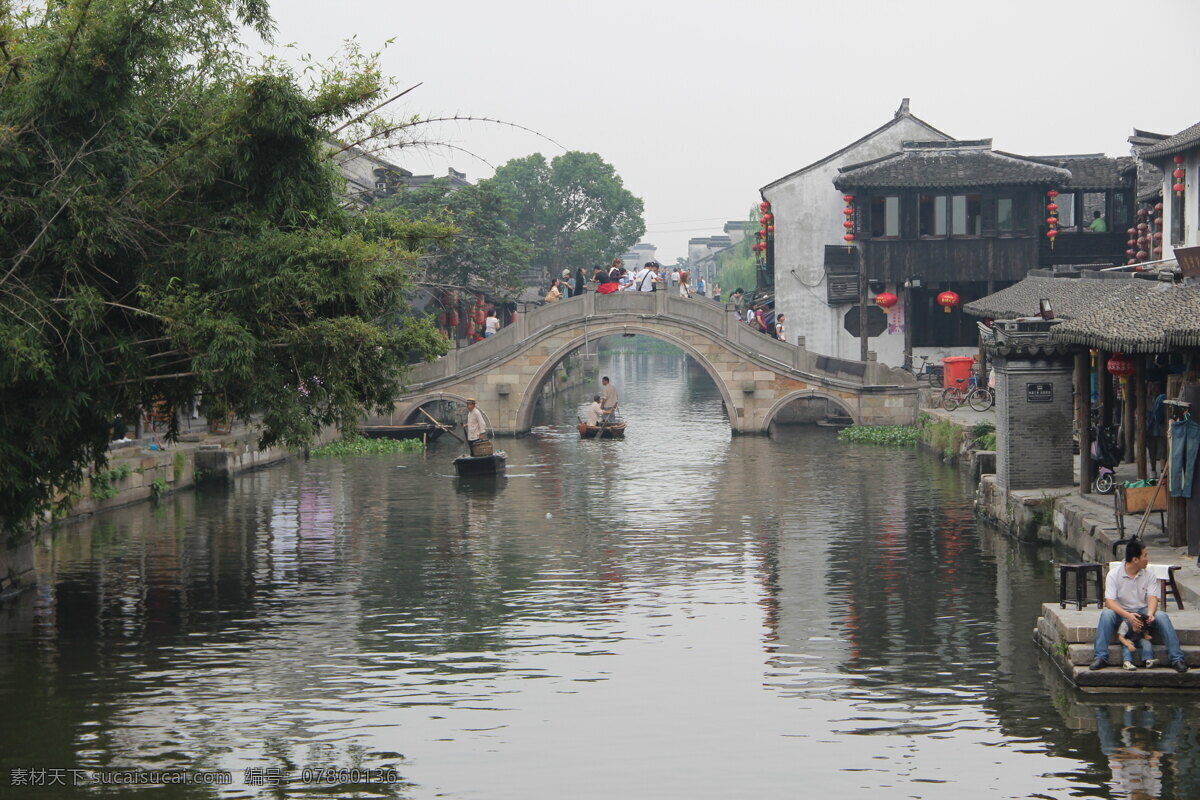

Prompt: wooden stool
[1059,563,1104,610]
[1163,565,1184,611]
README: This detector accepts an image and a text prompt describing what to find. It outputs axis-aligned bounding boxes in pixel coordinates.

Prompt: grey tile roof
[1055,156,1136,190]
[1049,283,1200,353]
[1140,121,1200,163]
[836,142,1071,190]
[963,275,1156,320]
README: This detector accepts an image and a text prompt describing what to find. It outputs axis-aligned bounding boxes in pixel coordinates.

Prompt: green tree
[716,207,762,296]
[378,179,530,300]
[487,152,645,282]
[0,0,447,531]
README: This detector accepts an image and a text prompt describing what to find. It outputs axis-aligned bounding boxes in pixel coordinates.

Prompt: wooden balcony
[1038,231,1126,268]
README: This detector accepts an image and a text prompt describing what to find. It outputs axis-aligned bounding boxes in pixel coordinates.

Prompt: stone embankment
[1,424,335,598]
[924,398,1200,690]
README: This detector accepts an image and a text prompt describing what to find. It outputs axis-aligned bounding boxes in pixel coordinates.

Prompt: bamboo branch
[330,82,423,135]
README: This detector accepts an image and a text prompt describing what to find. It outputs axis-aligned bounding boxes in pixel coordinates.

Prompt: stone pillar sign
[994,352,1075,491]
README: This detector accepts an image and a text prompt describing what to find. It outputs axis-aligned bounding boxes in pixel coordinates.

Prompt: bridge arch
[514,324,737,432]
[385,293,918,434]
[761,389,858,428]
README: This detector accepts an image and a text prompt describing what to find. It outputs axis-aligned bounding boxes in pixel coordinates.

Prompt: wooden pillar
[858,247,869,363]
[1097,349,1112,428]
[1076,352,1092,495]
[1135,359,1147,480]
[903,281,913,371]
[1121,378,1135,464]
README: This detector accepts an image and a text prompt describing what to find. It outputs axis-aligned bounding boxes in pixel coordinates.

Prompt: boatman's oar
[419,406,465,443]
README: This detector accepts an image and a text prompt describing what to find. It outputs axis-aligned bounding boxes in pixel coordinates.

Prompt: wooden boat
[577,421,626,439]
[453,451,507,476]
[815,415,854,428]
[360,423,446,441]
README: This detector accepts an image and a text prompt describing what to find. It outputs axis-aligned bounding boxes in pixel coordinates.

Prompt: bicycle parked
[908,354,943,387]
[940,376,972,411]
[966,384,995,411]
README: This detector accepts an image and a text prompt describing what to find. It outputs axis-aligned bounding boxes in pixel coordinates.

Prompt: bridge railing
[403,292,910,389]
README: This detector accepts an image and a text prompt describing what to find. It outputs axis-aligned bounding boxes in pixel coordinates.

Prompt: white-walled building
[760,100,951,360]
[1141,121,1200,257]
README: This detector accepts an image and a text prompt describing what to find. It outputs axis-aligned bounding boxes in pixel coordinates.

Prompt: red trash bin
[942,356,974,392]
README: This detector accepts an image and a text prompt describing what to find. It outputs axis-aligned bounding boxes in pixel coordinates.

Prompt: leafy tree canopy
[377,179,530,301]
[487,152,645,283]
[0,0,447,531]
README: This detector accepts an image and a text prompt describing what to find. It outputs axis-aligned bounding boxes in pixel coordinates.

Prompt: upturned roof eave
[760,111,951,194]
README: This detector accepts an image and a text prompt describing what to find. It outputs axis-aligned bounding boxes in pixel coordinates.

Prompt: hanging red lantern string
[1046,190,1059,250]
[842,194,855,252]
[1174,155,1186,196]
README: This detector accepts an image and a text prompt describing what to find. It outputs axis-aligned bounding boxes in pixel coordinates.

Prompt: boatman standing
[465,399,488,448]
[600,376,619,421]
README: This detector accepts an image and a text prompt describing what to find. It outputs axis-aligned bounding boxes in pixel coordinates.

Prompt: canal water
[3,349,1200,799]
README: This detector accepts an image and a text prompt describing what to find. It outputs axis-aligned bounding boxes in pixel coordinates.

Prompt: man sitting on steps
[1091,540,1188,673]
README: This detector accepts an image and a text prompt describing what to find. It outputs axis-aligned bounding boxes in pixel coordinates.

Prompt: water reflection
[2,351,1200,799]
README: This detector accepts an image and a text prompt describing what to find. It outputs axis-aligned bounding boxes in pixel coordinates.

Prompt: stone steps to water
[1033,603,1200,691]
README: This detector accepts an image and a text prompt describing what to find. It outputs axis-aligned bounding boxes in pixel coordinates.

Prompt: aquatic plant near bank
[312,437,424,457]
[837,425,919,447]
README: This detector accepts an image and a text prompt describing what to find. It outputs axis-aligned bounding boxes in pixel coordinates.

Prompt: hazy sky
[264,0,1199,263]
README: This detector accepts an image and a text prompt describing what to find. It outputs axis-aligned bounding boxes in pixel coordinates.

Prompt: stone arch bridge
[387,292,918,434]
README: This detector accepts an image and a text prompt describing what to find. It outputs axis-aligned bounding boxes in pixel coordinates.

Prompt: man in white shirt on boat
[600,376,618,422]
[465,399,488,446]
[585,395,603,427]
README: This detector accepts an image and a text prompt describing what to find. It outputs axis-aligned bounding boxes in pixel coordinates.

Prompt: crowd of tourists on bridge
[543,259,719,302]
[463,257,792,349]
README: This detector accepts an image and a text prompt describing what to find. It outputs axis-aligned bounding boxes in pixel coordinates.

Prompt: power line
[644,215,731,226]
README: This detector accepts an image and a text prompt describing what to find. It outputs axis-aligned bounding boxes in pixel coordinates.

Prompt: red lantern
[1173,168,1186,180]
[760,201,770,211]
[1047,203,1058,212]
[842,207,854,216]
[874,291,898,310]
[1153,246,1163,256]
[1047,217,1058,226]
[843,194,854,202]
[1137,222,1149,232]
[1153,218,1163,228]
[1107,353,1135,378]
[1126,249,1135,257]
[1138,208,1149,218]
[1174,155,1185,165]
[1127,228,1137,236]
[1047,229,1059,239]
[843,220,853,229]
[843,233,855,243]
[768,225,775,233]
[1047,190,1059,199]
[1153,231,1163,241]
[1137,250,1148,260]
[1175,183,1186,194]
[936,290,960,313]
[1155,202,1164,213]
